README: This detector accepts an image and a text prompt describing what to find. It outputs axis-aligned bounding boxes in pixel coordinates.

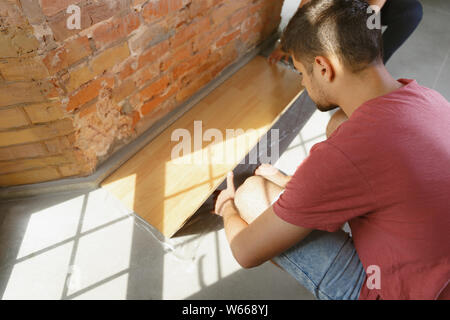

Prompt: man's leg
[381,0,423,63]
[234,175,283,224]
[234,174,366,300]
[326,109,348,138]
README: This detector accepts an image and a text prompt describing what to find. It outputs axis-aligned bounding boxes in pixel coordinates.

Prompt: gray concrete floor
[0,0,448,300]
[386,0,450,101]
[0,188,314,299]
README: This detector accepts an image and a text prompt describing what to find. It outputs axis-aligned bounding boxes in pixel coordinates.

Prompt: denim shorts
[273,229,366,300]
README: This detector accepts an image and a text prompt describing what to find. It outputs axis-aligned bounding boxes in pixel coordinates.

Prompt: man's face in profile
[292,56,338,112]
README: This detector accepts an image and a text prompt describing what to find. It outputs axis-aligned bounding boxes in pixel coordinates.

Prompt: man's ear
[314,56,335,82]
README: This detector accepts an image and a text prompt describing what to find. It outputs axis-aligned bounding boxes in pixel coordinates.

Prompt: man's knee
[326,109,348,138]
[234,176,265,211]
[234,175,279,224]
[392,0,423,26]
[410,0,423,26]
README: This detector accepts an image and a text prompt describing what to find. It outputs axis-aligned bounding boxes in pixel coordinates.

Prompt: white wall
[280,0,302,30]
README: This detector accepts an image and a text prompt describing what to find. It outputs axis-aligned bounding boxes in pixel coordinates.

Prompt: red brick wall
[0,0,282,186]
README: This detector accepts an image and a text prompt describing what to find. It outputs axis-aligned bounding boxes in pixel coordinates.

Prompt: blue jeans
[273,230,366,300]
[381,0,423,63]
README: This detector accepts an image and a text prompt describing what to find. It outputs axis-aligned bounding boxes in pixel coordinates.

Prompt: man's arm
[368,0,387,8]
[254,163,291,188]
[299,0,310,9]
[215,173,312,269]
[227,204,312,268]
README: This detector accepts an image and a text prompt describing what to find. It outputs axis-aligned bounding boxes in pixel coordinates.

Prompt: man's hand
[255,164,291,188]
[214,172,237,217]
[368,0,387,8]
[299,0,311,9]
[268,44,290,65]
[268,0,312,65]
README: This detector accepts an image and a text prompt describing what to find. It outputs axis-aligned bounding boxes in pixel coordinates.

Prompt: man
[213,0,449,300]
[269,0,423,64]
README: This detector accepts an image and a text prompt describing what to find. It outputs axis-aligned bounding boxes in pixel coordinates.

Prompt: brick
[90,42,131,76]
[210,44,238,77]
[176,71,213,102]
[166,6,191,30]
[83,0,129,26]
[113,79,137,103]
[59,163,82,177]
[44,136,72,154]
[132,0,147,8]
[129,21,171,54]
[140,82,178,116]
[192,50,221,77]
[0,82,49,107]
[45,79,62,100]
[141,0,191,18]
[141,95,167,116]
[171,17,211,48]
[241,22,264,44]
[230,7,249,28]
[211,1,247,26]
[173,49,210,79]
[117,57,139,81]
[218,41,238,63]
[131,110,141,128]
[131,63,161,88]
[0,108,29,129]
[0,34,18,58]
[16,0,45,24]
[0,0,27,25]
[142,0,169,23]
[241,15,259,34]
[0,154,74,175]
[192,21,229,52]
[249,1,265,15]
[0,143,48,161]
[137,97,177,134]
[0,119,74,147]
[0,27,40,58]
[0,57,49,81]
[92,12,141,49]
[47,13,83,42]
[23,101,65,124]
[216,29,240,48]
[67,76,114,112]
[169,0,190,12]
[40,0,80,17]
[134,97,177,135]
[137,75,171,102]
[189,0,215,18]
[137,40,170,68]
[48,0,129,41]
[0,167,62,186]
[78,102,97,119]
[161,43,192,71]
[66,63,95,93]
[43,36,92,75]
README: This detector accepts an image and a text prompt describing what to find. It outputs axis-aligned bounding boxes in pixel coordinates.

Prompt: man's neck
[337,64,403,117]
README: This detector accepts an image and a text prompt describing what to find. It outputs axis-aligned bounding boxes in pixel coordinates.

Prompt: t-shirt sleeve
[273,141,375,232]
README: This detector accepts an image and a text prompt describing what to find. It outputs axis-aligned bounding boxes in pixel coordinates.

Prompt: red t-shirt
[273,79,450,300]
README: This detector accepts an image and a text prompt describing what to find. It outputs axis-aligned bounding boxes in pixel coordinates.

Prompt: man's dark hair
[281,0,383,73]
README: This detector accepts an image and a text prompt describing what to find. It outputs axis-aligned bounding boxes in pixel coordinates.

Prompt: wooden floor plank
[101,56,304,237]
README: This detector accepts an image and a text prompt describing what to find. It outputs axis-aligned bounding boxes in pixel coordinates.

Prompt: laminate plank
[101,56,304,237]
